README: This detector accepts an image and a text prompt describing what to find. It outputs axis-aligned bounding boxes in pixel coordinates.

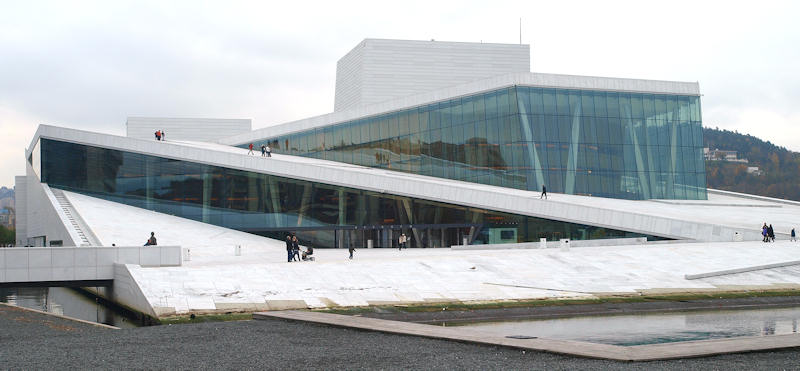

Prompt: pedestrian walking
[540,185,547,199]
[768,224,775,242]
[398,233,407,250]
[791,228,796,242]
[292,235,300,261]
[161,130,165,141]
[265,144,271,157]
[155,130,161,141]
[261,144,266,157]
[762,223,769,243]
[348,245,355,260]
[248,143,254,155]
[285,235,293,262]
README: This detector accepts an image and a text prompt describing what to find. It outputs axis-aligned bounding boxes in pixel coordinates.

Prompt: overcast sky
[1,0,799,186]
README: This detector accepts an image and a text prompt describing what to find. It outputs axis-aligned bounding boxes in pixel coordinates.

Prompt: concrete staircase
[51,188,100,246]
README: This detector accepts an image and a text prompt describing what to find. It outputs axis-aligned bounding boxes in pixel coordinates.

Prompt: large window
[40,139,665,248]
[251,86,705,200]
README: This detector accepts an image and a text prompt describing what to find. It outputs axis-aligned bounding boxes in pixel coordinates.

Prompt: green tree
[704,127,800,201]
[0,225,14,245]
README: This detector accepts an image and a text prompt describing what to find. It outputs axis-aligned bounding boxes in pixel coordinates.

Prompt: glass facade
[251,86,705,200]
[39,138,665,248]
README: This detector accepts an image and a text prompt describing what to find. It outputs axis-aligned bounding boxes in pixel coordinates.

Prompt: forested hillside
[704,127,800,201]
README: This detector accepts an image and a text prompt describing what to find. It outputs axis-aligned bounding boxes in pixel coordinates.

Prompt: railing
[50,188,101,246]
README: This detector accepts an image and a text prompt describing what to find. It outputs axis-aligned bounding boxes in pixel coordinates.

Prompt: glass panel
[542,89,556,116]
[485,92,499,119]
[556,91,570,116]
[388,113,399,138]
[419,107,430,132]
[630,95,643,119]
[229,86,704,201]
[529,88,544,114]
[606,92,620,118]
[398,112,409,137]
[498,89,511,117]
[593,92,607,117]
[580,91,594,116]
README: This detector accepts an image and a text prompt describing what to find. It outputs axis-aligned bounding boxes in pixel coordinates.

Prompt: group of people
[248,143,271,157]
[760,223,794,243]
[154,130,166,141]
[286,234,313,262]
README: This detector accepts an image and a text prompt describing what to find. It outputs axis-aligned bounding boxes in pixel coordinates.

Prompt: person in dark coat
[292,236,300,261]
[285,235,293,262]
[144,232,157,246]
[540,185,547,200]
[768,224,775,242]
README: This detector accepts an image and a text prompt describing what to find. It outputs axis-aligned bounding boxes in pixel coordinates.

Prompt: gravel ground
[2,304,800,370]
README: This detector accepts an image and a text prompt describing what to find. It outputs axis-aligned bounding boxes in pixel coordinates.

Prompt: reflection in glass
[40,139,670,249]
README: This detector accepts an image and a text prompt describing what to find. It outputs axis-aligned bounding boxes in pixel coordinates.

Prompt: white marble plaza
[65,190,800,317]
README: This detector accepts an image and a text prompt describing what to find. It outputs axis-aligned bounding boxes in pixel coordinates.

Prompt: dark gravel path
[2,304,800,370]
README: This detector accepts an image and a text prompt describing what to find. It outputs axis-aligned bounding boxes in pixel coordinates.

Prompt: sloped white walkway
[32,125,800,243]
[64,191,800,316]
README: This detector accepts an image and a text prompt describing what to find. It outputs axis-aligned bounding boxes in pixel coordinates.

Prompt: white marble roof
[33,125,800,243]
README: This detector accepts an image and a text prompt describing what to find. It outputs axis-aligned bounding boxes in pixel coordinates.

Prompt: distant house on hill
[747,166,763,176]
[704,148,748,163]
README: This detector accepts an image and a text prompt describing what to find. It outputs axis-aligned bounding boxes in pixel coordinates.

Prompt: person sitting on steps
[144,232,157,246]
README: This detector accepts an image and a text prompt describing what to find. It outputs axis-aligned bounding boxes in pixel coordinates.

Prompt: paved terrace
[64,190,800,317]
[31,125,800,242]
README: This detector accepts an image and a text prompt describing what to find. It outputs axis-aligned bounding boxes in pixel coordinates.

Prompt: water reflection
[450,307,800,346]
[0,287,140,328]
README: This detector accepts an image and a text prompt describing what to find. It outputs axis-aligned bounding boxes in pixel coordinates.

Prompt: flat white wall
[0,245,181,284]
[334,42,364,113]
[126,117,251,143]
[334,39,530,111]
[23,165,77,247]
[14,175,26,246]
[111,264,158,317]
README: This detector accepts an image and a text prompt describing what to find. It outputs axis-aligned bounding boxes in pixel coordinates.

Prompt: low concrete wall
[685,260,800,280]
[708,188,800,207]
[83,264,160,319]
[451,237,648,251]
[0,246,181,284]
[24,166,78,247]
[113,264,158,318]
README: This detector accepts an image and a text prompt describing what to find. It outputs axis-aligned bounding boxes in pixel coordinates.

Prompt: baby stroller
[302,246,315,261]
